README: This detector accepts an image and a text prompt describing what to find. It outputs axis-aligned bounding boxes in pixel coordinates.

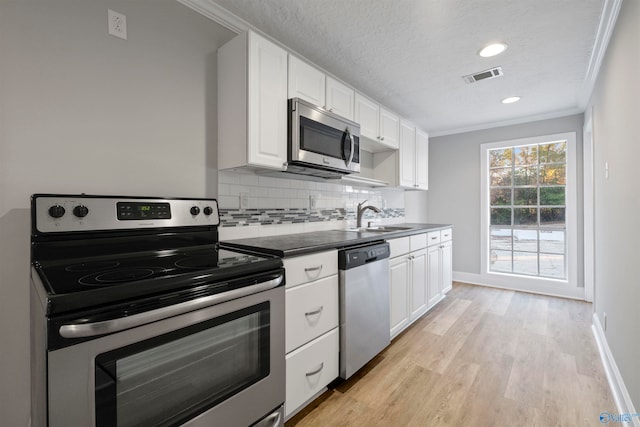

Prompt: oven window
[95,302,270,427]
[300,116,359,161]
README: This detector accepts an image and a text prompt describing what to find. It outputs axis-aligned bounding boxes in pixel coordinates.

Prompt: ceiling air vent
[463,66,503,84]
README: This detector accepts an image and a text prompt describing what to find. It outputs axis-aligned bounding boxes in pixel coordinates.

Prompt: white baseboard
[452,271,585,300]
[592,314,640,426]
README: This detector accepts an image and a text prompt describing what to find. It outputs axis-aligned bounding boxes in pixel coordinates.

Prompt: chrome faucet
[356,200,382,228]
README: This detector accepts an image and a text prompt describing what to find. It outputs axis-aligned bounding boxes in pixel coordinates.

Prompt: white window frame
[480,132,581,298]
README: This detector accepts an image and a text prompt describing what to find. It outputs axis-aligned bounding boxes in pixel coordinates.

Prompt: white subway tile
[239,174,260,186]
[267,187,284,198]
[219,171,240,185]
[218,195,239,209]
[218,183,230,196]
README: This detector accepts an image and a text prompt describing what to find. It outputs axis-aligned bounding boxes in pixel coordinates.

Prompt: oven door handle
[58,274,283,339]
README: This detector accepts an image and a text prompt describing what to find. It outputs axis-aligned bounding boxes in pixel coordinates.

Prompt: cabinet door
[410,249,428,319]
[398,120,417,188]
[326,77,354,120]
[379,107,399,149]
[354,93,379,141]
[288,55,325,107]
[441,240,453,294]
[248,32,288,169]
[427,244,441,307]
[389,256,410,338]
[415,129,429,190]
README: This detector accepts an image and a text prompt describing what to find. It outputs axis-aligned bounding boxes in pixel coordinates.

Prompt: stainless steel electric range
[30,194,285,427]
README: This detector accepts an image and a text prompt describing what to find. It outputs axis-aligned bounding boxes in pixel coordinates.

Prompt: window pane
[514,188,537,206]
[514,208,537,226]
[490,167,512,186]
[540,208,565,226]
[490,188,512,206]
[513,229,538,252]
[540,230,564,254]
[539,164,566,185]
[489,148,513,168]
[490,250,512,272]
[539,142,566,164]
[514,145,538,165]
[540,253,565,278]
[540,187,565,206]
[491,208,511,226]
[513,252,538,275]
[491,228,512,250]
[514,166,538,185]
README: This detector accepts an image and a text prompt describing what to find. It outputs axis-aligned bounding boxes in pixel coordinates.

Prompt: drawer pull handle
[304,265,323,273]
[305,363,324,377]
[305,306,324,316]
[430,236,438,240]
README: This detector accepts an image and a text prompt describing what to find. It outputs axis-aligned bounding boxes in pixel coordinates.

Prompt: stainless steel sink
[343,226,413,233]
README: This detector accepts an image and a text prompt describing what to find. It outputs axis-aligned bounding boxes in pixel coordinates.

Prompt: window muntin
[488,141,567,279]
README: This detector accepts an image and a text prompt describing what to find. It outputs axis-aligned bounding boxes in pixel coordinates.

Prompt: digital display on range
[117,202,171,220]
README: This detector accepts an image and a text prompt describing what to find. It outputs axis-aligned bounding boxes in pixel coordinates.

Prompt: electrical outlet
[309,195,317,210]
[239,193,249,210]
[605,161,609,180]
[108,9,127,40]
[603,312,607,331]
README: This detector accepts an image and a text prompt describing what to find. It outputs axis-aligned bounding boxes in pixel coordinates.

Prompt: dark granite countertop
[220,223,452,257]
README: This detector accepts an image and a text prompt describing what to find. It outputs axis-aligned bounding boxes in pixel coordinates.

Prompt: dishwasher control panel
[339,242,390,270]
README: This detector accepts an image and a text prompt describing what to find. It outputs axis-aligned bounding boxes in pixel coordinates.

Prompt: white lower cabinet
[389,255,410,337]
[389,229,453,339]
[284,250,339,419]
[427,229,453,306]
[285,328,339,417]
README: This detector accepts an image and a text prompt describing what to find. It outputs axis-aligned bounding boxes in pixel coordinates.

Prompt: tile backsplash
[217,170,405,239]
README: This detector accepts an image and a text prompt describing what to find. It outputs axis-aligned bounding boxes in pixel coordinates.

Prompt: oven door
[289,98,360,173]
[47,283,284,427]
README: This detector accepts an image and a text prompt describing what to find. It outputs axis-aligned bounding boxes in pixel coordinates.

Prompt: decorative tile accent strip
[219,208,405,227]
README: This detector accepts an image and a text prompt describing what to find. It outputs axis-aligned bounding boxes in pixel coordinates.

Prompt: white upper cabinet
[355,93,399,151]
[415,128,429,190]
[379,107,400,149]
[354,93,379,141]
[288,55,326,107]
[398,120,417,188]
[218,31,288,171]
[325,76,354,120]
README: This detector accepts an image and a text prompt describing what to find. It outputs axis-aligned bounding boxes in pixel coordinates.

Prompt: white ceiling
[206,0,605,136]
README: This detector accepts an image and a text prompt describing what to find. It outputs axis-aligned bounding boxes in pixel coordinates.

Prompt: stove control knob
[48,205,66,219]
[73,205,89,218]
[190,206,200,216]
[203,206,213,216]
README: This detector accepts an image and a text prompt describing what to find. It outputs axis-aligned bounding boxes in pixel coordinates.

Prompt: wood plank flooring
[286,282,615,427]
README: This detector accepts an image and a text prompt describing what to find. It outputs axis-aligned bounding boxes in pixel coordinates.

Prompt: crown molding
[579,0,623,108]
[428,107,584,138]
[176,0,249,34]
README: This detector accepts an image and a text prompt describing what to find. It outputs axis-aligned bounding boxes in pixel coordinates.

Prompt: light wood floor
[286,282,615,427]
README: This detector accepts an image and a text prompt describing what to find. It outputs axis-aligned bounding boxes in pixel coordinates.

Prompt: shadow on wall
[205,49,219,199]
[0,208,32,426]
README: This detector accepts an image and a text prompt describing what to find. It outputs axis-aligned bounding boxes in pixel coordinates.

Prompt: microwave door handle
[346,129,355,167]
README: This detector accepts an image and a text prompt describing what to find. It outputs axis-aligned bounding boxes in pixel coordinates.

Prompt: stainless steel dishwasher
[338,242,390,379]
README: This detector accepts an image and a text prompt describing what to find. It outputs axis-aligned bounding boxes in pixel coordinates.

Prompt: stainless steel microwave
[288,98,360,178]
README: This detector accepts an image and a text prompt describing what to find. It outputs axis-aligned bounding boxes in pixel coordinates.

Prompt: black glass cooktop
[34,246,278,296]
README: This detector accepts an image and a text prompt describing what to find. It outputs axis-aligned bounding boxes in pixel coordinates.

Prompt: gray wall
[0,1,234,424]
[588,0,640,410]
[427,114,584,281]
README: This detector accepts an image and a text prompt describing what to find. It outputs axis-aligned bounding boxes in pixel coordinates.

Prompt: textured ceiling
[209,0,604,135]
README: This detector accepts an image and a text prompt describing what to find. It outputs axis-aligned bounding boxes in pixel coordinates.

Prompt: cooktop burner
[35,247,274,295]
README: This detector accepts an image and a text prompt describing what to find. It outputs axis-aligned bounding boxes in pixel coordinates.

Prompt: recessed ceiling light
[479,43,508,58]
[502,96,521,104]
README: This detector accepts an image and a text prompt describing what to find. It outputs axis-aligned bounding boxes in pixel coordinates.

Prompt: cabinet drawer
[440,228,453,242]
[427,231,441,246]
[284,250,338,289]
[285,328,339,417]
[285,275,339,353]
[388,237,410,258]
[410,233,427,251]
